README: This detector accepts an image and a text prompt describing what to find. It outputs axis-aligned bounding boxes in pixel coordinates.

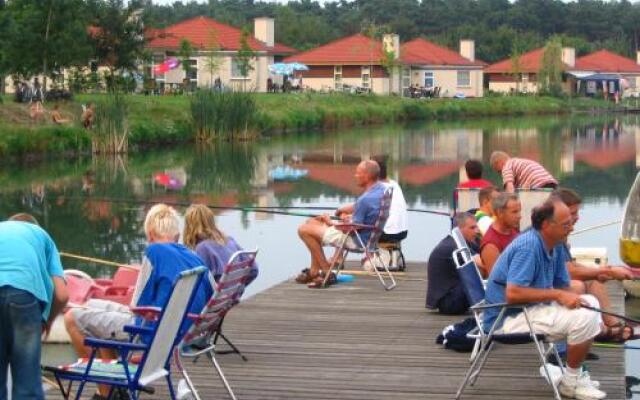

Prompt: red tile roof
[400,38,485,66]
[284,34,385,65]
[485,48,572,74]
[146,16,295,55]
[575,50,640,73]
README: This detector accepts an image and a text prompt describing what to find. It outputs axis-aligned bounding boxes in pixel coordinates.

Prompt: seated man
[474,186,498,235]
[51,104,70,124]
[479,192,521,276]
[553,187,634,340]
[297,160,385,288]
[64,204,213,399]
[426,212,481,315]
[457,159,493,190]
[490,151,558,192]
[484,199,606,400]
[374,156,408,243]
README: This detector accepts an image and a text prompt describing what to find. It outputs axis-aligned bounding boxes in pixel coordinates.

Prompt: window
[361,66,370,88]
[522,73,529,83]
[186,60,197,81]
[231,58,251,79]
[457,71,470,87]
[402,67,411,89]
[424,71,434,88]
[334,65,342,89]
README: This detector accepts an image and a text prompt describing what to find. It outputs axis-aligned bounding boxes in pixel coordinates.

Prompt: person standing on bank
[0,213,68,400]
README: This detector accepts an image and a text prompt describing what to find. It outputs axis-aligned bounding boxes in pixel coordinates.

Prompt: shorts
[322,226,361,250]
[499,295,601,345]
[71,299,134,341]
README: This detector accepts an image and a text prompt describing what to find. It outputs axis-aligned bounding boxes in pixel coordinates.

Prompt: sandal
[307,272,337,289]
[596,322,636,343]
[295,268,315,284]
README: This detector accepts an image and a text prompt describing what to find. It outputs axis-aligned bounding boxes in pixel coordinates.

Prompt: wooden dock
[48,262,626,399]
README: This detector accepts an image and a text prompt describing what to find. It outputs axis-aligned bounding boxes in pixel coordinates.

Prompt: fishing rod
[62,195,452,217]
[60,252,139,270]
[571,220,621,236]
[582,304,640,325]
[593,343,640,350]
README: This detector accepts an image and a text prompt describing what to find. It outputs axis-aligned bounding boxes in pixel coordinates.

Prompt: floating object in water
[269,166,308,181]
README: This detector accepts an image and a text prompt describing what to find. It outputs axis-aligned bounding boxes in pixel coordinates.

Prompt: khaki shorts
[322,226,361,250]
[500,294,601,345]
[71,299,134,341]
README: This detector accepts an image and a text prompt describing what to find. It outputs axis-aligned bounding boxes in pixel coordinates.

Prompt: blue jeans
[0,286,44,400]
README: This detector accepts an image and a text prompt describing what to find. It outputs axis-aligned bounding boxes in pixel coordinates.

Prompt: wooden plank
[46,261,626,399]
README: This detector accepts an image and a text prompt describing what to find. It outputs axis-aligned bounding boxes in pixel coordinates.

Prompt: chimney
[254,17,274,47]
[562,47,575,68]
[383,34,400,59]
[460,40,475,62]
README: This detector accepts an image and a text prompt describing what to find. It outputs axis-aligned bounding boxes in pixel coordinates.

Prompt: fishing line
[582,304,640,325]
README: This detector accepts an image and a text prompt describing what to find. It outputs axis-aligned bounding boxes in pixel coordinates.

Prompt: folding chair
[175,249,258,400]
[44,266,208,400]
[323,187,396,290]
[450,228,564,400]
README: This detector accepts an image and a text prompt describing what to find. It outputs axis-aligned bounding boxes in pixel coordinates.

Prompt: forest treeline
[141,0,640,62]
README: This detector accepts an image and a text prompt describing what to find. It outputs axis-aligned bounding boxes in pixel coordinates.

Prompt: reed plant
[92,93,130,154]
[190,90,257,141]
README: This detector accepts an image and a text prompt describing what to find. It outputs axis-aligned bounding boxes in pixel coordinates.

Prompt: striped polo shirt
[502,158,557,189]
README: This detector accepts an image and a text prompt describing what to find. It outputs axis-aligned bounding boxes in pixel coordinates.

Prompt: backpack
[435,317,477,352]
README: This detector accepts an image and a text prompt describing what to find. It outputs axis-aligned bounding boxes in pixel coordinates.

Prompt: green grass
[0,92,623,159]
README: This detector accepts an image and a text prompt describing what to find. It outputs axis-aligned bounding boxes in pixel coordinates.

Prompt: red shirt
[457,179,493,190]
[480,224,518,253]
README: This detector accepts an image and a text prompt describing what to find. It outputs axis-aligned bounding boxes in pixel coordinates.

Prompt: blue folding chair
[450,228,564,400]
[45,266,208,400]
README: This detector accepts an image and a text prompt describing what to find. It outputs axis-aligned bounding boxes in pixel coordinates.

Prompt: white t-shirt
[383,179,409,234]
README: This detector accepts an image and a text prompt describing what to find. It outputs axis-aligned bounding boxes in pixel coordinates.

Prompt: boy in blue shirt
[0,214,68,400]
[64,204,212,400]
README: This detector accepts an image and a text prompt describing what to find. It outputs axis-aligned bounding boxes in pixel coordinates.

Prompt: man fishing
[296,159,385,288]
[484,199,605,399]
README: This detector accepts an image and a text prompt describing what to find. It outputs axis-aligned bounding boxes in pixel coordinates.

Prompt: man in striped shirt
[490,151,558,193]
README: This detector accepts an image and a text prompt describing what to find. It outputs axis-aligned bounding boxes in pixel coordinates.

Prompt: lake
[3,113,639,395]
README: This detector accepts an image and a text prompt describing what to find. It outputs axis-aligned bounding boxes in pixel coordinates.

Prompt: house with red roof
[485,47,575,94]
[145,16,295,92]
[486,46,640,97]
[284,34,484,97]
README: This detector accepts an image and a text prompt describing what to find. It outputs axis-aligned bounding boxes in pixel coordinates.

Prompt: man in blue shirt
[64,204,212,400]
[297,160,385,288]
[0,214,69,400]
[484,199,605,400]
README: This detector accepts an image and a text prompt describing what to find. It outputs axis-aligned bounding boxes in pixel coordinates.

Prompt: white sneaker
[559,374,607,399]
[579,369,600,389]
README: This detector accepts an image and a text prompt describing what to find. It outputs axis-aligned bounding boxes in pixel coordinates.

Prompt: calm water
[4,114,640,394]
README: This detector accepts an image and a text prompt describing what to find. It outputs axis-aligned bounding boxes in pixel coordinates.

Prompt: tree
[90,0,145,91]
[1,0,91,88]
[179,39,194,91]
[538,36,564,97]
[510,41,523,94]
[203,30,223,88]
[234,27,256,92]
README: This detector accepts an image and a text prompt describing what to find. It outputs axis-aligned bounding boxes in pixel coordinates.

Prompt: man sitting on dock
[479,192,521,277]
[553,187,634,341]
[426,212,481,314]
[296,160,385,288]
[64,204,212,399]
[489,151,558,193]
[484,199,605,399]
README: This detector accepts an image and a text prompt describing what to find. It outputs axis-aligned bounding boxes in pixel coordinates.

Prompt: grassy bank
[0,93,623,159]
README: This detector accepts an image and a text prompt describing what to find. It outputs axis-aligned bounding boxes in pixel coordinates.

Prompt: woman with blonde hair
[184,204,258,284]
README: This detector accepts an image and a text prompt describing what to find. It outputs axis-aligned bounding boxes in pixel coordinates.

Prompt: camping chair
[323,187,396,290]
[44,266,208,400]
[175,249,258,400]
[450,227,564,399]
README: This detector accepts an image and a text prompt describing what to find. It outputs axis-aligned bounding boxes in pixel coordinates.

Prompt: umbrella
[153,57,180,74]
[268,62,310,75]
